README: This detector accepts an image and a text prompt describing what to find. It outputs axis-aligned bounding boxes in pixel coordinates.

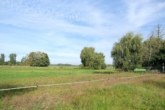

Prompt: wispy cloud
[125,0,165,26]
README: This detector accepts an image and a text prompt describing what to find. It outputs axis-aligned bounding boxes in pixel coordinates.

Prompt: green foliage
[101,63,106,69]
[21,55,28,65]
[0,53,5,65]
[93,52,106,69]
[80,47,95,68]
[9,53,17,65]
[151,40,165,66]
[80,47,106,69]
[21,51,50,67]
[111,32,143,71]
[78,64,84,69]
[142,33,163,66]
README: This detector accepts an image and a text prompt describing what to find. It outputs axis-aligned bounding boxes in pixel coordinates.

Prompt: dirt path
[0,74,150,91]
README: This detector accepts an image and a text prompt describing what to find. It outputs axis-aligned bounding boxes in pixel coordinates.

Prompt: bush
[101,63,106,69]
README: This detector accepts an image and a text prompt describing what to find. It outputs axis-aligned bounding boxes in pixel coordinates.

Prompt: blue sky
[0,0,165,65]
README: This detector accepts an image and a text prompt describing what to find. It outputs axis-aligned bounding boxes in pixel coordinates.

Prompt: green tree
[21,55,29,65]
[0,54,5,65]
[80,47,106,69]
[111,32,143,71]
[9,53,17,65]
[151,40,165,67]
[25,51,50,67]
[80,47,95,68]
[142,33,163,66]
[143,24,164,66]
[93,52,106,69]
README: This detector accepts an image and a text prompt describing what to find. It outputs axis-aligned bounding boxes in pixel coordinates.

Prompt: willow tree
[111,32,143,71]
[80,47,106,69]
[80,47,95,68]
[93,52,106,69]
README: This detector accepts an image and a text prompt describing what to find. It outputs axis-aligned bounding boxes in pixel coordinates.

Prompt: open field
[0,66,165,110]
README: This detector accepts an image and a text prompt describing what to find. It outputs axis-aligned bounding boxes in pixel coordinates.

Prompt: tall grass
[55,74,165,110]
[56,84,165,110]
[0,66,164,109]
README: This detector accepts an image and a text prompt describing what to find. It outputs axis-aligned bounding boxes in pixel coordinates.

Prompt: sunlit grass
[0,66,116,88]
[64,84,165,110]
[0,66,164,109]
[55,75,165,110]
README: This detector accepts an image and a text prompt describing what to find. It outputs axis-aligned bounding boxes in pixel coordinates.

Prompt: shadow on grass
[0,84,20,89]
[143,80,165,89]
[0,84,37,99]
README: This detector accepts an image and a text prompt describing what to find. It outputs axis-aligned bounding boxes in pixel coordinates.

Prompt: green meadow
[0,66,165,110]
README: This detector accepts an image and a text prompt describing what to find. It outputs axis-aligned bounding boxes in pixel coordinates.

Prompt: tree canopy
[111,32,143,71]
[142,34,163,66]
[0,54,5,65]
[80,47,106,69]
[151,41,165,67]
[9,53,17,65]
[21,51,50,67]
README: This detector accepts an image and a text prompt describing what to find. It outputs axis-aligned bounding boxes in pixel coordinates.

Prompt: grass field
[0,66,165,110]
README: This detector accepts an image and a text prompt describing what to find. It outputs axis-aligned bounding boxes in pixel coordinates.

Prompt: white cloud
[0,0,165,64]
[0,0,114,37]
[125,0,165,27]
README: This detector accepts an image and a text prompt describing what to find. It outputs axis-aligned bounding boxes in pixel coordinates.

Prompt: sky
[0,0,165,65]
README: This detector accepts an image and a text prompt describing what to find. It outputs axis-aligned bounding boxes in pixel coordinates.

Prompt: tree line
[0,48,106,69]
[111,24,165,71]
[0,51,50,67]
[0,53,17,65]
[1,24,164,70]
